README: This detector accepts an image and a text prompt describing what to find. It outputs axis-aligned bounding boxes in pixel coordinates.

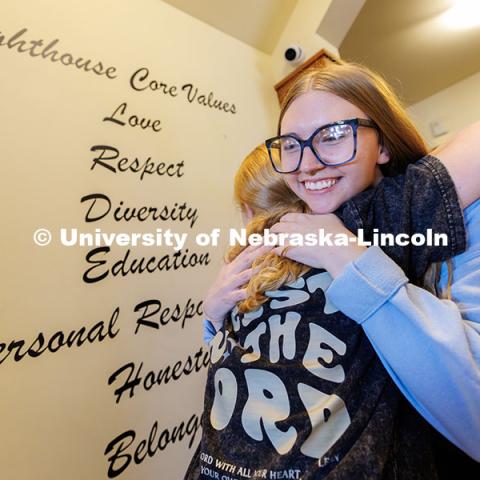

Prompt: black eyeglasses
[265,118,379,174]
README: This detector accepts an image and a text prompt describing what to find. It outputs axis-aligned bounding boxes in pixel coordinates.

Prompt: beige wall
[407,71,480,148]
[0,1,278,479]
[2,1,477,479]
[271,0,338,82]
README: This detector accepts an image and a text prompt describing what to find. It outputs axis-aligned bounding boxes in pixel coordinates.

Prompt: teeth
[304,179,338,191]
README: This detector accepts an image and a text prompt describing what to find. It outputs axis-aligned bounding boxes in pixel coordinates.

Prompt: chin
[307,198,343,215]
[294,180,347,215]
[302,192,345,215]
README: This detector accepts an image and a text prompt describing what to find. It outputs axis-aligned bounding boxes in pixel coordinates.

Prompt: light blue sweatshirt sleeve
[326,199,480,461]
[203,318,217,344]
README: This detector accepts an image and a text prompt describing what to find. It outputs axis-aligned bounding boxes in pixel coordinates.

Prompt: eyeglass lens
[269,123,355,172]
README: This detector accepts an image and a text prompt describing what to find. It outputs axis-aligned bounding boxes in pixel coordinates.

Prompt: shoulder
[431,121,480,161]
[431,121,480,209]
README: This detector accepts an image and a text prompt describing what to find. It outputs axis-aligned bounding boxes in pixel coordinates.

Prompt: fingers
[279,212,307,223]
[272,245,295,258]
[231,288,249,303]
[230,265,261,289]
[229,244,273,274]
[269,221,299,234]
[234,267,255,286]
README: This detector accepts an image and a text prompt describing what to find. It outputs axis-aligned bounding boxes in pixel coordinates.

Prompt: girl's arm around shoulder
[433,120,480,209]
[325,201,480,460]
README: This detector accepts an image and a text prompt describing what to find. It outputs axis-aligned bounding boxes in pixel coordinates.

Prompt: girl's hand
[202,244,272,331]
[270,213,367,278]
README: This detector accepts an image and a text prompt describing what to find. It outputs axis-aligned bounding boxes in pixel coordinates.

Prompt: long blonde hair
[228,145,310,312]
[233,145,302,218]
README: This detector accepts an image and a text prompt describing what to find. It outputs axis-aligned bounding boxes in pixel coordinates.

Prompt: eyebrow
[281,118,361,137]
[281,121,333,137]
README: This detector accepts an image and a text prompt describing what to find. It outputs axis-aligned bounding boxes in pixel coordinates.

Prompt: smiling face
[280,90,390,214]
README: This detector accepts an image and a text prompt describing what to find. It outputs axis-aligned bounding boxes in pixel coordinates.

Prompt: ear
[377,144,390,165]
[241,203,254,224]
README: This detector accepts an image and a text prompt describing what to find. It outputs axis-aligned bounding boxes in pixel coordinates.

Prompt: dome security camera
[284,45,304,64]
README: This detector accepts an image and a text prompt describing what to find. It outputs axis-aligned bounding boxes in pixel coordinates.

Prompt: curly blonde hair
[228,145,310,312]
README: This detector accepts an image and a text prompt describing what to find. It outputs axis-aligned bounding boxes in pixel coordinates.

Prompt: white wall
[407,71,480,148]
[0,1,278,479]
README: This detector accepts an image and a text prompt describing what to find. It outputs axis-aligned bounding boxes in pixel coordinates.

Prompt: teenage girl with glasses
[191,62,479,479]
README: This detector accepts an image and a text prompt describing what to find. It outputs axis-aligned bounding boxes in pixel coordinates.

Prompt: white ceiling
[162,0,298,53]
[339,0,480,104]
[161,0,480,105]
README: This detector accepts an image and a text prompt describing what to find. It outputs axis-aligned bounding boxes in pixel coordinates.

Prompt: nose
[300,147,325,174]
